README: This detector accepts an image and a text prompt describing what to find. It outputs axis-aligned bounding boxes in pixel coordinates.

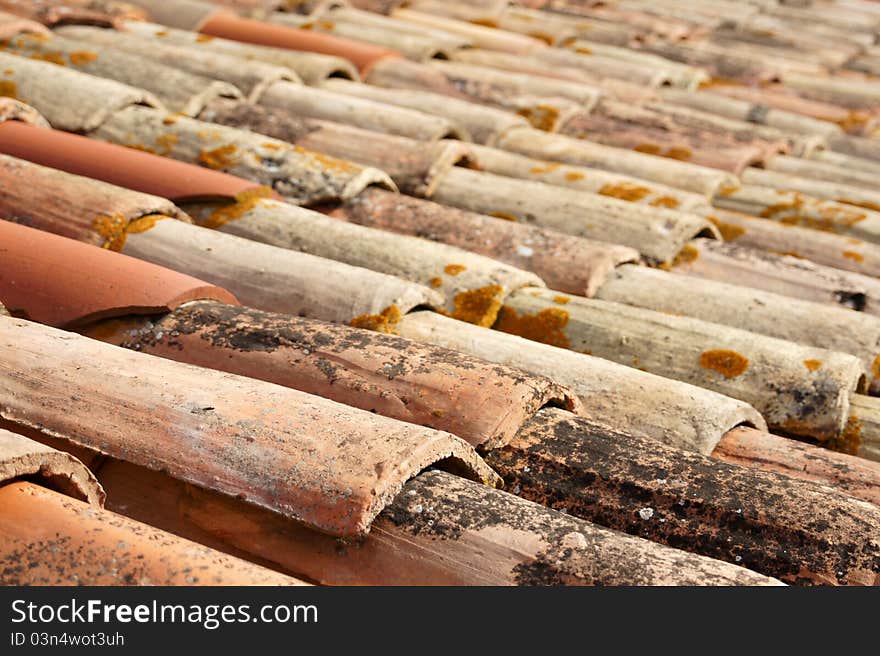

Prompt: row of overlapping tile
[0,0,879,585]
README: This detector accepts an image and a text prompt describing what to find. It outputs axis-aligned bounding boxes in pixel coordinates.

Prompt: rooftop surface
[0,0,879,586]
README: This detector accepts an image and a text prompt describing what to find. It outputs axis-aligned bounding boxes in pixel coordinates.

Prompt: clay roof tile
[0,315,498,538]
[0,219,238,326]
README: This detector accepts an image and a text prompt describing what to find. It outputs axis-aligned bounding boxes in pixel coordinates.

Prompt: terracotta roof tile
[5,31,245,116]
[0,203,582,446]
[121,0,223,31]
[87,459,781,585]
[558,100,788,174]
[0,316,497,537]
[79,302,579,449]
[0,152,188,248]
[58,23,303,99]
[672,238,880,317]
[715,427,880,507]
[0,120,270,202]
[0,0,146,26]
[455,46,673,89]
[704,207,880,278]
[494,125,739,196]
[319,76,531,145]
[397,310,767,455]
[0,51,162,131]
[495,286,865,440]
[565,38,710,89]
[0,97,48,126]
[0,8,49,38]
[0,155,442,322]
[253,79,466,139]
[462,142,710,212]
[593,264,880,393]
[390,7,545,53]
[269,6,472,61]
[198,97,470,191]
[92,105,396,203]
[0,219,238,326]
[0,481,304,585]
[333,187,642,297]
[489,408,880,585]
[0,57,395,202]
[426,165,716,265]
[121,20,359,83]
[0,428,103,504]
[196,3,402,74]
[4,0,880,585]
[181,196,545,323]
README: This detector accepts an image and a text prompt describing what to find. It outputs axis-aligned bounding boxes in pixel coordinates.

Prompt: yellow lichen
[698,77,738,89]
[156,133,179,155]
[69,51,98,65]
[125,143,156,154]
[707,215,745,240]
[350,305,402,334]
[0,80,18,99]
[836,111,872,135]
[660,243,699,270]
[665,146,692,161]
[429,277,442,288]
[517,104,561,132]
[825,415,861,455]
[30,52,66,66]
[649,196,680,209]
[633,143,692,161]
[448,285,505,327]
[92,213,169,251]
[837,198,880,213]
[699,349,749,379]
[553,295,571,305]
[803,359,823,372]
[599,182,652,202]
[313,151,358,173]
[126,214,164,234]
[634,143,661,155]
[489,212,518,222]
[564,171,584,182]
[871,354,880,382]
[198,187,274,229]
[198,144,239,170]
[530,162,561,175]
[299,20,335,30]
[195,34,214,43]
[843,250,864,263]
[763,193,867,233]
[444,263,467,276]
[494,305,570,348]
[92,213,128,251]
[528,31,555,45]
